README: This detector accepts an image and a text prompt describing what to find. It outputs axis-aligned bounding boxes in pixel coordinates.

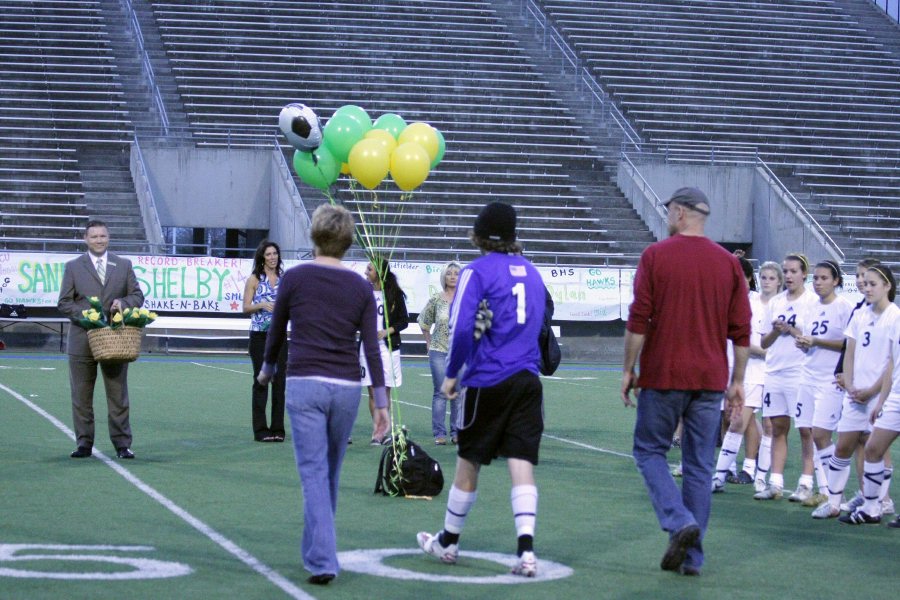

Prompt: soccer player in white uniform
[850,274,900,527]
[752,262,784,492]
[813,264,900,519]
[793,261,853,507]
[712,257,768,491]
[755,254,818,500]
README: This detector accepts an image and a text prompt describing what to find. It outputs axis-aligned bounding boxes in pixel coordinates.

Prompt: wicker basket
[87,326,143,363]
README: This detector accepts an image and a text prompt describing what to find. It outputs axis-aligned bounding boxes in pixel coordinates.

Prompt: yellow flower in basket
[112,313,123,324]
[88,311,101,322]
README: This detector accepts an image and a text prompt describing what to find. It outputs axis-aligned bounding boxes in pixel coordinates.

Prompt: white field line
[0,382,315,600]
[187,361,632,461]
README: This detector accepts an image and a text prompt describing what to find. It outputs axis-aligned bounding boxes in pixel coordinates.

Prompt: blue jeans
[428,350,458,438]
[633,389,722,570]
[285,378,361,576]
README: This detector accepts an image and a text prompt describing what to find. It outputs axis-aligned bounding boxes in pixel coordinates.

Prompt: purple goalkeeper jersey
[446,252,545,387]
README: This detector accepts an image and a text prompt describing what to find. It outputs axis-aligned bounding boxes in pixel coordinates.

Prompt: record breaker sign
[2,251,631,321]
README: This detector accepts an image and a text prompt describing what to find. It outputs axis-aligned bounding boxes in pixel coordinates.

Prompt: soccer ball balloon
[279,103,322,151]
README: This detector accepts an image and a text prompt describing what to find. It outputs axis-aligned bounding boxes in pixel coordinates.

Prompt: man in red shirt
[622,187,751,576]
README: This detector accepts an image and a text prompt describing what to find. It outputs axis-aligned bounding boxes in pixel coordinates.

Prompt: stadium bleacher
[537,0,900,264]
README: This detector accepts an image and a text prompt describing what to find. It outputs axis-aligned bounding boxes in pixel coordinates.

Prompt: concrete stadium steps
[76,145,150,252]
[537,0,900,263]
[146,0,643,264]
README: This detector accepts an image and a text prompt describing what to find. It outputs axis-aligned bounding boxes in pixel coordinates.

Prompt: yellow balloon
[390,142,430,191]
[363,128,397,155]
[397,122,439,162]
[340,162,351,175]
[348,138,390,190]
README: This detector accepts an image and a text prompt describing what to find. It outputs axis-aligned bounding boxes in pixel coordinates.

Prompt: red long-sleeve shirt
[626,234,751,391]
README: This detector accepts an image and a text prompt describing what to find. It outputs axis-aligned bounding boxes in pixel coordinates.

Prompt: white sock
[769,472,784,490]
[827,455,852,509]
[878,467,893,502]
[815,445,834,494]
[714,432,743,483]
[757,435,772,482]
[798,473,814,489]
[511,485,538,538]
[444,485,477,535]
[742,457,757,476]
[862,461,885,516]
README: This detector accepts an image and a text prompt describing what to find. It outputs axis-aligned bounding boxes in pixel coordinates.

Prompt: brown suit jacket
[57,252,145,357]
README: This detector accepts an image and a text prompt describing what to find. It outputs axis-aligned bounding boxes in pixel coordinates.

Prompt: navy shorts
[457,370,544,466]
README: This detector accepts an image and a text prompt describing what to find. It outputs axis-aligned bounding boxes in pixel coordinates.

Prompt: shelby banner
[1,251,634,321]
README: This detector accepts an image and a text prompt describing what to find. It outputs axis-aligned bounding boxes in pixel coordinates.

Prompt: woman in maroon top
[258,204,388,585]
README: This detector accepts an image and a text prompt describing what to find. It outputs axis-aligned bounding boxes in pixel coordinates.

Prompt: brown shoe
[435,437,447,446]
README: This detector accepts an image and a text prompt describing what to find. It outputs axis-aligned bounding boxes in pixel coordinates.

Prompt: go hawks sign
[1,251,630,321]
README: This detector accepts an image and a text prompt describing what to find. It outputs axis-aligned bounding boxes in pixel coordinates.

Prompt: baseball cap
[663,187,711,215]
[474,202,517,242]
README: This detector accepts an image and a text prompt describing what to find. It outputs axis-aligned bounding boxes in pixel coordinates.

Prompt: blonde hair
[759,261,784,291]
[440,261,462,291]
[784,252,810,274]
[310,204,354,258]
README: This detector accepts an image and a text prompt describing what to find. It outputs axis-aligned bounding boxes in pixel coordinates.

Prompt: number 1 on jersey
[511,282,526,324]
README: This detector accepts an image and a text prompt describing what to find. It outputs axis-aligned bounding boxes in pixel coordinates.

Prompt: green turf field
[1,353,897,599]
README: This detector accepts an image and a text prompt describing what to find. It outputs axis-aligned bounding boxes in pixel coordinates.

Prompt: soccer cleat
[754,477,767,493]
[511,551,537,577]
[711,479,726,494]
[417,531,458,564]
[802,492,829,507]
[788,484,813,503]
[888,515,900,529]
[838,509,881,525]
[726,470,754,485]
[881,498,895,515]
[671,463,683,477]
[753,484,783,500]
[840,490,864,513]
[811,502,841,519]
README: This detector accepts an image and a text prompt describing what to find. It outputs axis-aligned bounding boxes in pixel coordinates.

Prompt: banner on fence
[0,251,637,321]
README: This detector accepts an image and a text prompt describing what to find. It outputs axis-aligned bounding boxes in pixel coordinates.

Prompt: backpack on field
[375,435,444,498]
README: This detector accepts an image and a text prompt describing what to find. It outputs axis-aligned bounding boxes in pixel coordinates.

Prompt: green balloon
[322,114,365,163]
[373,113,407,140]
[293,147,339,191]
[334,105,373,131]
[431,127,446,169]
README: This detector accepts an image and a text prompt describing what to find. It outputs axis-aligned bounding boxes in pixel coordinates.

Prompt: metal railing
[622,149,845,262]
[121,0,170,135]
[131,135,167,253]
[272,136,311,231]
[520,0,643,152]
[872,0,900,24]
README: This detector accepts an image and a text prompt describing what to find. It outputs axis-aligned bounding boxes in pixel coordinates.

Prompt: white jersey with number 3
[845,303,900,391]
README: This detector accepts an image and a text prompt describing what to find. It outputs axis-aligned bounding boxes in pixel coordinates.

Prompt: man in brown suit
[58,220,144,459]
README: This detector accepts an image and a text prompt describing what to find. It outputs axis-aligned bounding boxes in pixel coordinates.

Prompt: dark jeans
[632,389,722,570]
[249,331,287,439]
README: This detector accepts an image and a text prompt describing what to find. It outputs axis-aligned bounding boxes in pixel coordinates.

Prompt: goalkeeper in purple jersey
[416,201,547,578]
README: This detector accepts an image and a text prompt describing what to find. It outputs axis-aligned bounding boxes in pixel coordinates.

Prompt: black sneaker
[887,515,900,529]
[838,509,881,525]
[115,447,135,459]
[726,470,754,485]
[660,524,700,571]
